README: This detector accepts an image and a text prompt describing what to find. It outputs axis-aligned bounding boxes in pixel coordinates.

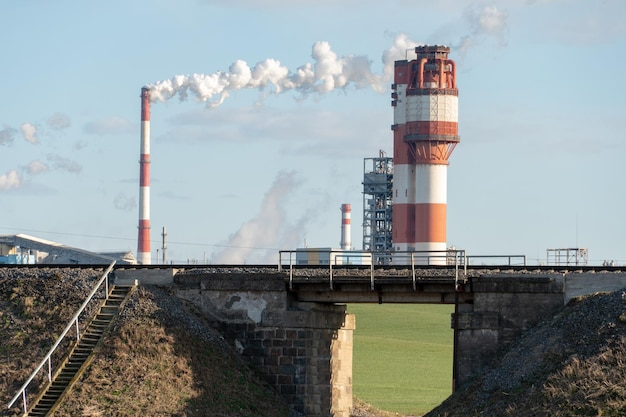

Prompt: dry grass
[427,290,626,417]
[55,287,292,417]
[540,340,626,416]
[4,270,626,417]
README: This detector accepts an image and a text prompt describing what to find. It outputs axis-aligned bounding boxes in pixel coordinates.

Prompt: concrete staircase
[26,285,134,417]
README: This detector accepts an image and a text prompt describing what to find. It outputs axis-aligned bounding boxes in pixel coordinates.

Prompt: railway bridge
[110,254,626,417]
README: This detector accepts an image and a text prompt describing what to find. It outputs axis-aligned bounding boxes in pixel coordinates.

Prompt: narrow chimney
[340,204,351,250]
[137,87,151,264]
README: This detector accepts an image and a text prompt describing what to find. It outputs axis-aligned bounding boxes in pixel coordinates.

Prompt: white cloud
[0,126,17,146]
[21,122,38,144]
[26,160,49,175]
[47,112,71,130]
[84,116,134,135]
[46,154,82,174]
[0,170,22,191]
[47,113,72,130]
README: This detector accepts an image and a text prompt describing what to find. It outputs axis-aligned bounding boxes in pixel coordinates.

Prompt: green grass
[348,303,454,415]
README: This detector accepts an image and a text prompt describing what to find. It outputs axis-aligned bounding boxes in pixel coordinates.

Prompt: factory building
[0,234,137,265]
[390,45,459,264]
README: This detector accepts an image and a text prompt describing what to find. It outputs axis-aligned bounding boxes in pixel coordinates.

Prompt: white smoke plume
[455,5,509,56]
[0,170,22,191]
[148,34,419,108]
[211,171,306,264]
[0,126,17,146]
[382,33,422,79]
[21,123,38,144]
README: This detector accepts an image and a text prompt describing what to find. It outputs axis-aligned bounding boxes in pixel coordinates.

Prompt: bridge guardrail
[7,261,116,415]
[467,255,526,266]
[278,249,468,290]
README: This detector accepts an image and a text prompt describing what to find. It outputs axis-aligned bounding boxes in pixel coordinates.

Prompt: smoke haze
[455,4,509,56]
[211,171,307,264]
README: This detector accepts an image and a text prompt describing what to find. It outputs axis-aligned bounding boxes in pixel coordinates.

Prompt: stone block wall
[173,273,354,417]
[454,274,565,386]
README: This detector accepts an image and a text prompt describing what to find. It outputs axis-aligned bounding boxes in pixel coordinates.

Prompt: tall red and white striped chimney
[137,87,151,264]
[391,45,459,264]
[340,203,351,250]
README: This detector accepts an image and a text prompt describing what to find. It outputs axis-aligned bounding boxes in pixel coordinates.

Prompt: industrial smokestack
[137,87,151,264]
[391,45,459,264]
[340,204,351,250]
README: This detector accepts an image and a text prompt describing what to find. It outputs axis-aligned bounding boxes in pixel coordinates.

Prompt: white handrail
[7,261,116,413]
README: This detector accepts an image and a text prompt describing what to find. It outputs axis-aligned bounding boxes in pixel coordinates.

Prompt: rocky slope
[426,289,626,416]
[3,267,626,416]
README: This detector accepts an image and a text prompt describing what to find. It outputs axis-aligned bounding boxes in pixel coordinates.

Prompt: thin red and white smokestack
[137,87,151,264]
[340,203,351,250]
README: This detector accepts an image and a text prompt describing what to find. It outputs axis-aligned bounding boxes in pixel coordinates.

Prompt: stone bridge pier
[116,268,626,416]
[454,274,565,387]
[172,272,355,417]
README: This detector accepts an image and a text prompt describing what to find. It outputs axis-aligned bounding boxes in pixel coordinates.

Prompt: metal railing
[278,249,467,290]
[466,254,526,266]
[7,261,116,414]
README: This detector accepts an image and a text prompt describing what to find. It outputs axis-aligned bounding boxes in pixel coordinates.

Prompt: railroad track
[1,263,625,274]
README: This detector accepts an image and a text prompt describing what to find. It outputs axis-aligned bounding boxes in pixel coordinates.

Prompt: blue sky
[1,0,625,265]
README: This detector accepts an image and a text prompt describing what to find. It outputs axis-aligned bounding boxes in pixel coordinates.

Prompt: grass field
[348,303,455,416]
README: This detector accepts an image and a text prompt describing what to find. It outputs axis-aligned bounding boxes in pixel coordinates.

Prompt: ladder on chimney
[26,284,134,416]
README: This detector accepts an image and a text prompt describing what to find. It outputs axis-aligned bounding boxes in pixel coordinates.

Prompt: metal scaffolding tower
[363,150,393,264]
[546,248,588,266]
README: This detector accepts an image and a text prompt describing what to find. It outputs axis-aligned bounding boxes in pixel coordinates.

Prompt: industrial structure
[137,87,152,264]
[293,203,371,266]
[340,204,352,250]
[362,151,393,264]
[390,45,459,264]
[547,248,589,266]
[0,234,136,264]
[137,46,461,266]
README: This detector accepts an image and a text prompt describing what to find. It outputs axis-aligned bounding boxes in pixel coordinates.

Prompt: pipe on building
[418,58,427,89]
[447,60,456,89]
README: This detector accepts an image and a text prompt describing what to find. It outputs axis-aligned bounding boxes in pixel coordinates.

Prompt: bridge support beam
[453,274,564,387]
[174,273,355,417]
